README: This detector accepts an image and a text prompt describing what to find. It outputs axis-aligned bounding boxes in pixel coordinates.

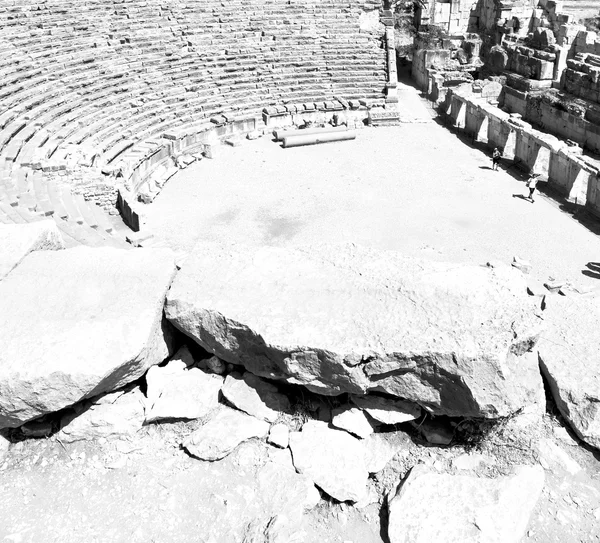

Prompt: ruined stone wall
[444,88,600,208]
[563,54,600,103]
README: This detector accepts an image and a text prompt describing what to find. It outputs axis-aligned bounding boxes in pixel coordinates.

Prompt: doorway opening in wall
[532,145,552,177]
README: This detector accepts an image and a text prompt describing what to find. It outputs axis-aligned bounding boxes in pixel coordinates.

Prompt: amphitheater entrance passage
[530,142,552,177]
[465,105,488,143]
[451,98,467,129]
[488,118,516,160]
[515,132,551,175]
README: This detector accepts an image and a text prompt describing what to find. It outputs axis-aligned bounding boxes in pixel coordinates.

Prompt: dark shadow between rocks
[378,492,392,543]
[582,262,600,280]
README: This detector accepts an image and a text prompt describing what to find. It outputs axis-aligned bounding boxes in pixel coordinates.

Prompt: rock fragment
[145,346,223,423]
[58,388,145,443]
[363,431,409,473]
[331,406,374,438]
[222,372,290,423]
[183,406,270,461]
[289,420,368,502]
[0,247,176,428]
[351,395,421,425]
[268,424,290,449]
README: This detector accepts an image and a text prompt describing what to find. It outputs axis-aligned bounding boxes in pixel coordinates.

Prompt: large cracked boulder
[0,247,177,428]
[388,464,545,543]
[166,242,544,418]
[538,295,600,449]
[0,220,64,280]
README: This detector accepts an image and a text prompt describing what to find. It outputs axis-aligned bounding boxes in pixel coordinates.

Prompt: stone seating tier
[0,0,386,231]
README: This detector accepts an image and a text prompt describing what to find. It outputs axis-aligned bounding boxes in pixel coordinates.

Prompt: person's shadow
[582,262,600,279]
[479,166,494,170]
[512,194,532,203]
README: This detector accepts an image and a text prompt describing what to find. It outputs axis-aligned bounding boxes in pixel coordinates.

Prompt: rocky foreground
[1,221,600,542]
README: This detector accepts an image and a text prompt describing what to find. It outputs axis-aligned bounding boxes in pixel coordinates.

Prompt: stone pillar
[464,103,480,137]
[451,97,466,129]
[586,172,600,218]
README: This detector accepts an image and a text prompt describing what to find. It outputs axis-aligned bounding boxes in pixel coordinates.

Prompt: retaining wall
[444,90,600,212]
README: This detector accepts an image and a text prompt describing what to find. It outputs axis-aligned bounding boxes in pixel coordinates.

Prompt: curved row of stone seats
[0,0,386,218]
[0,173,129,249]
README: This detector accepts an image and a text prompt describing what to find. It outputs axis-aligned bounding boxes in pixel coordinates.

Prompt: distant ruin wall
[444,90,600,211]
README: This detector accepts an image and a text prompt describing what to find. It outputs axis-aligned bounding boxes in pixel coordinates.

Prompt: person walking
[492,147,502,171]
[525,173,540,202]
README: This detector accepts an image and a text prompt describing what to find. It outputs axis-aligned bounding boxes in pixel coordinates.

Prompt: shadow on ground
[582,262,600,279]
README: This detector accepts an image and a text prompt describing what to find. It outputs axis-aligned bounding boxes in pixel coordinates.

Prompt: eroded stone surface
[538,295,600,449]
[58,388,145,443]
[0,220,64,280]
[289,420,368,502]
[165,242,543,418]
[145,346,223,423]
[222,372,290,423]
[0,247,176,428]
[183,406,270,461]
[388,465,545,543]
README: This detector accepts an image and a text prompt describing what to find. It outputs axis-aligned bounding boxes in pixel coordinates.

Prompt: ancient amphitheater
[1,1,600,542]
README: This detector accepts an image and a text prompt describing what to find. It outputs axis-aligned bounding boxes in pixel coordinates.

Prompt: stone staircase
[0,174,130,248]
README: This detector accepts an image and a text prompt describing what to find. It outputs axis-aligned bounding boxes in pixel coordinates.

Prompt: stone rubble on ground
[289,420,369,503]
[145,346,223,423]
[183,406,270,461]
[0,247,177,428]
[165,242,544,419]
[331,406,374,439]
[0,220,65,280]
[221,372,291,423]
[58,387,146,443]
[387,465,545,543]
[538,294,600,450]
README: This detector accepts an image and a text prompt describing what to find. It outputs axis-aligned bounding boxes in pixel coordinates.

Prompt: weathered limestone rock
[388,465,545,543]
[183,406,270,461]
[0,247,176,428]
[145,346,223,423]
[331,406,374,438]
[351,395,421,425]
[268,423,290,448]
[538,295,600,449]
[363,431,409,473]
[165,243,544,418]
[289,420,368,502]
[0,220,64,279]
[58,388,145,443]
[222,372,291,423]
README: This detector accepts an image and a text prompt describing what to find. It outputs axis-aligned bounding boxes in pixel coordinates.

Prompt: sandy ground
[145,123,600,293]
